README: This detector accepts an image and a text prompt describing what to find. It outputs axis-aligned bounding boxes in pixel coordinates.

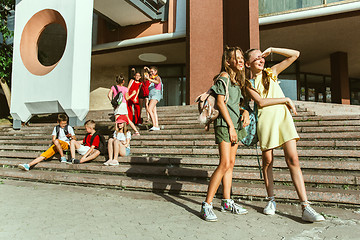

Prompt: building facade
[8,0,360,127]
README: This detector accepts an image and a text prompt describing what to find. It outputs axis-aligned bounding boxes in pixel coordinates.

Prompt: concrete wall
[90,65,129,111]
[11,0,93,128]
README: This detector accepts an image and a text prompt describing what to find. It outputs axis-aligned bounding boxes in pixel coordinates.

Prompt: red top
[128,80,142,102]
[83,134,100,148]
[141,79,150,97]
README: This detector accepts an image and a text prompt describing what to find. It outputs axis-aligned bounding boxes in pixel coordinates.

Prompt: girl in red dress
[127,71,142,125]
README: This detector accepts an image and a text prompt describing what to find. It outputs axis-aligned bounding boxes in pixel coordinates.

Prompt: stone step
[1,139,359,149]
[2,154,360,171]
[2,126,360,139]
[18,117,360,131]
[1,145,359,158]
[0,167,358,205]
[3,122,360,135]
[0,132,359,143]
[2,159,359,186]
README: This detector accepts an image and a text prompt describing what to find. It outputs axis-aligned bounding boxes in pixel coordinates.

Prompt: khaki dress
[254,69,299,151]
[211,75,247,144]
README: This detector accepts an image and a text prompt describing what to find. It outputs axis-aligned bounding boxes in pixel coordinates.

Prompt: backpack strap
[55,125,60,139]
[90,132,99,149]
[215,72,231,104]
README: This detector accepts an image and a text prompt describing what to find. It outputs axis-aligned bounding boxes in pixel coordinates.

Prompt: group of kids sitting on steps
[17,113,132,169]
[18,65,163,170]
[18,48,326,224]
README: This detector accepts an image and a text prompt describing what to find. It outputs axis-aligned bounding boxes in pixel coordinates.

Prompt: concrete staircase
[0,103,359,207]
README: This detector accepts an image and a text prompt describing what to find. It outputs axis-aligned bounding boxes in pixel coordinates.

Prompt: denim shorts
[125,147,131,156]
[149,89,162,102]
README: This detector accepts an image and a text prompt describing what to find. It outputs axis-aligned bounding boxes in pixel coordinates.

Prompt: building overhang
[94,0,167,27]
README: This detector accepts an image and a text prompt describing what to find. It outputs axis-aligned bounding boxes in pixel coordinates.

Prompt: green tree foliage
[0,0,15,86]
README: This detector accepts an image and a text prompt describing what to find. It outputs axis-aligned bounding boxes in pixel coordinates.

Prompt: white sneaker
[103,159,112,166]
[220,199,248,214]
[18,164,30,171]
[109,160,119,166]
[149,126,160,131]
[302,205,325,222]
[200,202,217,222]
[263,200,276,215]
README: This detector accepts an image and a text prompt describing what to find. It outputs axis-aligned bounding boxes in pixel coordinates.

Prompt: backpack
[111,85,124,108]
[85,131,107,155]
[194,72,230,131]
[55,124,69,139]
[240,79,259,146]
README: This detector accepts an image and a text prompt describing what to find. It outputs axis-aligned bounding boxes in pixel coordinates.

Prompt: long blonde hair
[116,122,127,134]
[244,48,270,96]
[218,46,245,87]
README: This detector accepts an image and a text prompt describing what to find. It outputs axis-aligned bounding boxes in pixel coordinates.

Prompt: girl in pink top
[144,66,163,131]
[108,74,140,135]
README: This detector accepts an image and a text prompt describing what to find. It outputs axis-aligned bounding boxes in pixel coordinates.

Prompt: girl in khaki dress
[245,47,324,223]
[200,47,250,222]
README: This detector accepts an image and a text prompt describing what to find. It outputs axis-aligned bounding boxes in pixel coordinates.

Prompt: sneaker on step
[72,159,80,164]
[149,126,160,131]
[221,199,248,214]
[103,159,112,166]
[109,160,119,166]
[60,156,67,163]
[263,200,276,215]
[302,205,325,222]
[200,202,217,222]
[18,164,30,171]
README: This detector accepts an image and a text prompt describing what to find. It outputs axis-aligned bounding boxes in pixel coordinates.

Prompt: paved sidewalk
[0,179,359,240]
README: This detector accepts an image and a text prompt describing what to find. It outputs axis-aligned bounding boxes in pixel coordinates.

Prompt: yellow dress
[254,69,299,151]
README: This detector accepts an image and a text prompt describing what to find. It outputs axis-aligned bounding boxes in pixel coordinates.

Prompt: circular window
[37,23,67,66]
[20,9,67,76]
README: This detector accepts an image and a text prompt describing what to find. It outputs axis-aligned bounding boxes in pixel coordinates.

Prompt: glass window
[259,0,324,16]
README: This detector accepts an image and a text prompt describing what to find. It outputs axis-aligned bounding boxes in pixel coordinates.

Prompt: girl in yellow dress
[244,47,325,223]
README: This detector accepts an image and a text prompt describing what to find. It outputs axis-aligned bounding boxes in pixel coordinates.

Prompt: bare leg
[118,143,127,157]
[126,115,139,133]
[70,139,81,159]
[139,98,144,122]
[113,139,120,161]
[28,156,46,167]
[262,149,274,198]
[153,105,159,127]
[107,138,114,160]
[205,141,234,203]
[221,143,238,199]
[283,139,308,203]
[148,99,159,128]
[53,139,65,157]
[79,150,101,163]
[145,98,150,121]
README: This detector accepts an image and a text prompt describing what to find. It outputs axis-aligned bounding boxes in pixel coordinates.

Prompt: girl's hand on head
[285,97,297,115]
[241,110,250,128]
[229,126,238,145]
[261,47,272,58]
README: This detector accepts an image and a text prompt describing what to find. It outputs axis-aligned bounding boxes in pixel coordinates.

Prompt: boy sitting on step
[18,114,76,171]
[67,120,101,164]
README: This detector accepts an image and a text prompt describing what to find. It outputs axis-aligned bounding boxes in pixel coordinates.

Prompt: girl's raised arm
[262,47,300,76]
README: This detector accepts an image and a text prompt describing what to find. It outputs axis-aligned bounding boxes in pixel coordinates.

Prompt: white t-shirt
[113,131,131,148]
[51,125,75,145]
